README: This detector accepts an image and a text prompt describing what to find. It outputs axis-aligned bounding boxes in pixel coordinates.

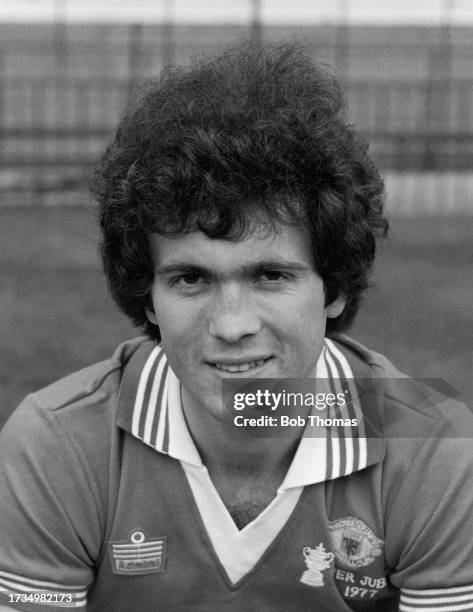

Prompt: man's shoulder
[328,333,404,379]
[1,337,155,494]
[331,333,472,441]
[29,336,151,416]
[2,337,154,451]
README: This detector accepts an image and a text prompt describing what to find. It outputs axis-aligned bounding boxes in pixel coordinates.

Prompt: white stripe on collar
[129,346,201,466]
[278,340,367,489]
[126,338,376,484]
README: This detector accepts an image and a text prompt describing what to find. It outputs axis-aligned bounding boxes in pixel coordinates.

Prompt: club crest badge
[109,529,166,575]
[300,543,334,587]
[329,517,383,569]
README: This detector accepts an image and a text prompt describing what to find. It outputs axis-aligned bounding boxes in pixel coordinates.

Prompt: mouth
[207,357,273,374]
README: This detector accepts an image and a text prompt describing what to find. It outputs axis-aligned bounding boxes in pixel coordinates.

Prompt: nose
[208,283,261,343]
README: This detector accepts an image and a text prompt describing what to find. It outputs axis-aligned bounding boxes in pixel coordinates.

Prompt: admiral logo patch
[329,517,383,569]
[109,530,166,575]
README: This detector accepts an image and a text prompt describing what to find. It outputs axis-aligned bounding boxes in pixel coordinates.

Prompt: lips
[208,357,272,373]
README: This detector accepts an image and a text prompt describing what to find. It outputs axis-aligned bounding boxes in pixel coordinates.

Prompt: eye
[167,272,209,294]
[177,273,201,286]
[258,270,287,282]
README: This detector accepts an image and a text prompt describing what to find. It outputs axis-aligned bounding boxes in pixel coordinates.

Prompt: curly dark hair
[91,41,388,341]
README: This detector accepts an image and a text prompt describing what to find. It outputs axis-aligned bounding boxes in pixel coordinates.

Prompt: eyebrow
[155,259,311,278]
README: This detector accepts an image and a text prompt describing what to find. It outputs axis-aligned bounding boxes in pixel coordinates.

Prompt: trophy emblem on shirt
[300,543,334,587]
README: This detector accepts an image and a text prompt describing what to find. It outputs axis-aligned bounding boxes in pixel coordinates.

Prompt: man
[0,42,472,612]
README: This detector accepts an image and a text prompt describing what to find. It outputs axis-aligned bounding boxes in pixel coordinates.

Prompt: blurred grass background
[1,204,471,428]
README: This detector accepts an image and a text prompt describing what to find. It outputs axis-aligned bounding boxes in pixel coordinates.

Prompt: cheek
[282,290,327,343]
[292,285,326,320]
[152,292,203,345]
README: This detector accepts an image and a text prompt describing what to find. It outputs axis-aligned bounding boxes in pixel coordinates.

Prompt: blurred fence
[0,22,472,213]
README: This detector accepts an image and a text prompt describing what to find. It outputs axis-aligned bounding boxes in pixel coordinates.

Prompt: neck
[181,386,305,479]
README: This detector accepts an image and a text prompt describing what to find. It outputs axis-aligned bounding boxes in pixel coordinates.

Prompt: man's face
[147,222,345,420]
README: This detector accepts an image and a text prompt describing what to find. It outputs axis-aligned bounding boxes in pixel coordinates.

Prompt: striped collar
[116,338,385,486]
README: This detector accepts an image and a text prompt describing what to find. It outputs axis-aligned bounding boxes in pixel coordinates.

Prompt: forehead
[149,223,314,270]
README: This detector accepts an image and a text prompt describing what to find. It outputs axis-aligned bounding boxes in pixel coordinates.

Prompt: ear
[145,307,158,325]
[326,295,346,319]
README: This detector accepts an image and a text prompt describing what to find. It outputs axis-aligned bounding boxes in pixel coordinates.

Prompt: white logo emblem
[300,543,334,587]
[109,529,166,575]
[329,517,383,569]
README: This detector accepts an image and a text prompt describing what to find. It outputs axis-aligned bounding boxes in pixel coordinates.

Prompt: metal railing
[0,23,472,212]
